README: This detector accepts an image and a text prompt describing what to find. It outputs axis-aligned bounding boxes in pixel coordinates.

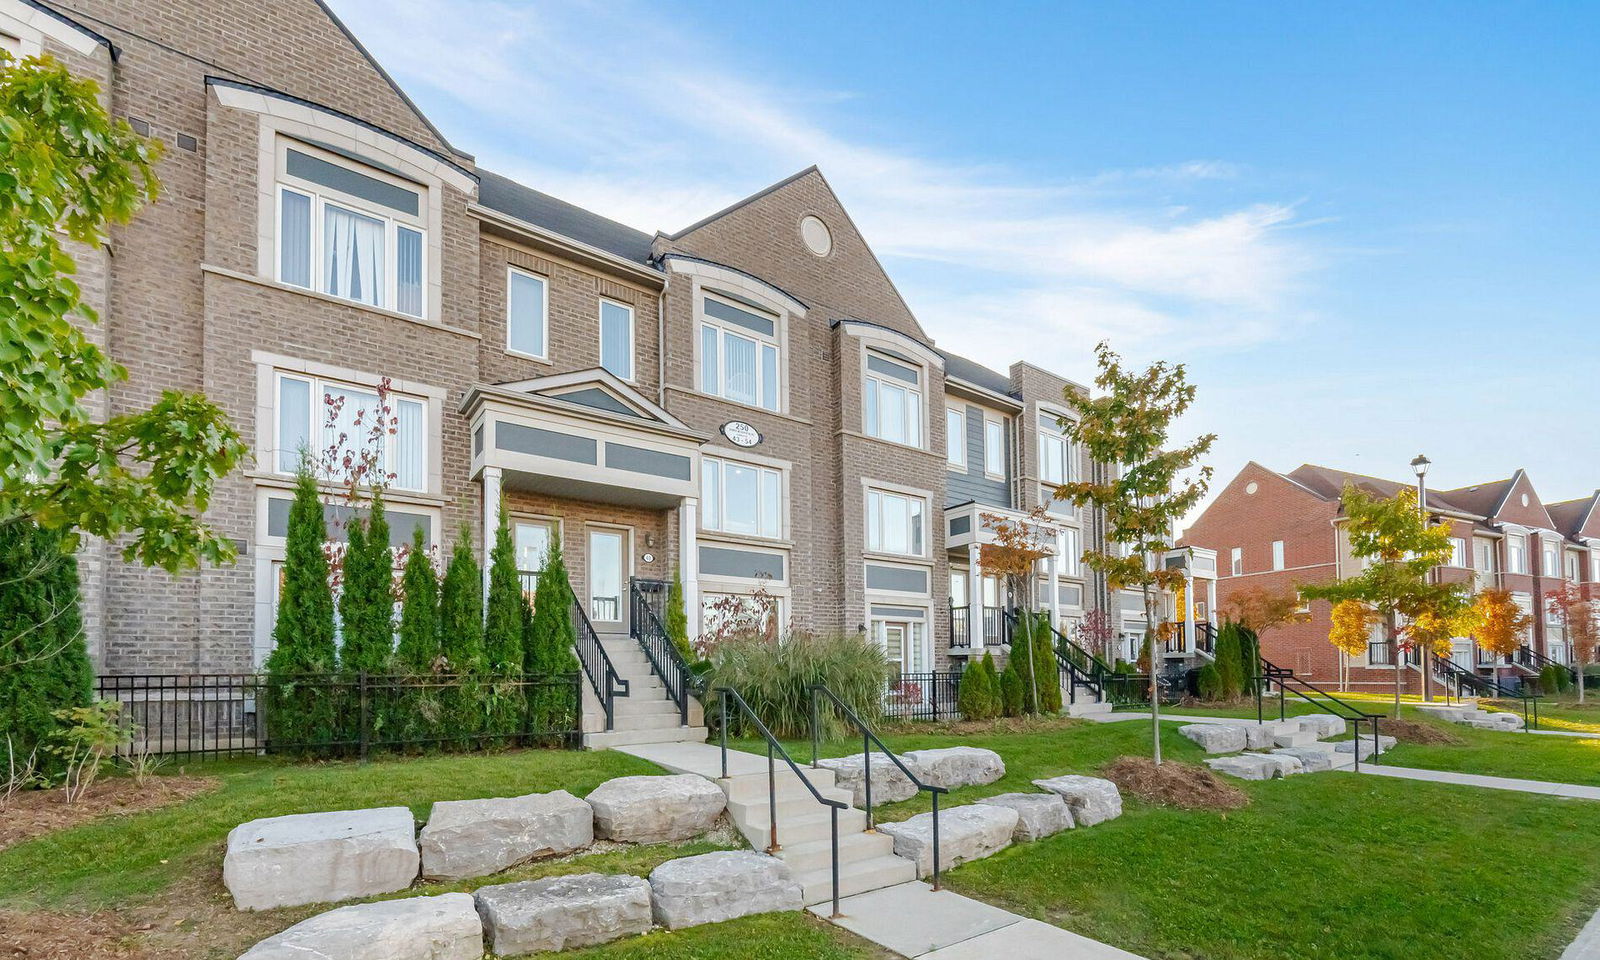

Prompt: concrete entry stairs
[619,741,917,906]
[581,631,707,750]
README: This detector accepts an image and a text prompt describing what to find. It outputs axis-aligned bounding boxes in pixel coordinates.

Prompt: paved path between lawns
[1563,902,1600,959]
[814,880,1147,959]
[1356,764,1600,799]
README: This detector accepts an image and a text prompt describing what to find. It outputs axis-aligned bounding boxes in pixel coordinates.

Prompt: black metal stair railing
[569,580,628,731]
[628,577,697,726]
[809,683,948,893]
[1255,656,1383,772]
[1039,615,1109,705]
[1519,644,1578,685]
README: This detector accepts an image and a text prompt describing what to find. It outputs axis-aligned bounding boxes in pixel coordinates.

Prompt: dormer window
[699,292,780,411]
[276,142,425,317]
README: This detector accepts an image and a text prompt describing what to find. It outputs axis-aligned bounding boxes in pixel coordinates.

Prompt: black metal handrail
[570,581,628,731]
[1195,621,1217,655]
[949,603,971,647]
[1520,644,1578,684]
[809,683,948,893]
[1256,656,1384,773]
[1431,652,1520,700]
[717,687,847,918]
[1039,616,1107,706]
[629,577,696,725]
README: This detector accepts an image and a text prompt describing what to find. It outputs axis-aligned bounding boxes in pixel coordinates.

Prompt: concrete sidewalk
[1357,764,1600,800]
[813,881,1146,959]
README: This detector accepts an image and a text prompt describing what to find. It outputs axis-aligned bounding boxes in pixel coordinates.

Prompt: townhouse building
[1182,462,1600,693]
[5,0,1124,706]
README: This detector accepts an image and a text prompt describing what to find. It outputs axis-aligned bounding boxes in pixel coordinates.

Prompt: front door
[587,527,628,627]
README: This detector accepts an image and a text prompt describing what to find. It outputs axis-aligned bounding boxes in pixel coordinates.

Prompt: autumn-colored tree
[1473,588,1531,660]
[1547,583,1597,704]
[1221,584,1311,634]
[1328,600,1376,657]
[977,508,1054,710]
[1074,608,1115,663]
[1300,485,1464,717]
[1056,342,1215,765]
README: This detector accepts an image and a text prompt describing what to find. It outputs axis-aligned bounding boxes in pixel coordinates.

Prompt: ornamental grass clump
[707,631,890,740]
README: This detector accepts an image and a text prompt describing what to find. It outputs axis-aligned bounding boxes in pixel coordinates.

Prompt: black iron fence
[94,671,583,761]
[882,670,964,722]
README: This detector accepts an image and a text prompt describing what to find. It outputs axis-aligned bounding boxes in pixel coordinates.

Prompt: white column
[679,497,700,641]
[1207,578,1217,625]
[482,466,502,608]
[967,543,982,650]
[1184,569,1196,652]
[1048,553,1061,628]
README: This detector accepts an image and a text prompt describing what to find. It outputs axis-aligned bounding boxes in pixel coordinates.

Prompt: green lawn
[1383,725,1600,785]
[1487,695,1600,734]
[564,913,888,959]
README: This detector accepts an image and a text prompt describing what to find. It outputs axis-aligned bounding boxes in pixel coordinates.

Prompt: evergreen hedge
[525,538,579,731]
[264,469,339,750]
[0,521,92,777]
[1213,621,1245,700]
[483,507,527,739]
[338,496,393,676]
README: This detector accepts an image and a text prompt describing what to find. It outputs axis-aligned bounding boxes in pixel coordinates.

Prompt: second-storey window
[1039,413,1076,485]
[864,352,922,446]
[1230,547,1243,576]
[277,144,424,317]
[1507,535,1527,574]
[945,408,965,467]
[275,372,426,491]
[1057,526,1082,577]
[600,300,634,380]
[984,419,1005,476]
[1271,540,1285,571]
[1477,540,1496,573]
[702,456,782,539]
[700,293,780,411]
[1449,537,1467,568]
[507,268,548,359]
[1542,542,1560,578]
[867,488,925,556]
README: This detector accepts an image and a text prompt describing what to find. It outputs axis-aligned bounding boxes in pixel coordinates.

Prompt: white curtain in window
[324,204,385,306]
[280,190,312,288]
[393,398,423,490]
[701,459,721,530]
[724,463,759,534]
[760,343,778,410]
[700,325,719,393]
[277,377,311,473]
[395,226,423,317]
[879,382,907,444]
[319,384,382,482]
[724,332,757,405]
[760,470,780,537]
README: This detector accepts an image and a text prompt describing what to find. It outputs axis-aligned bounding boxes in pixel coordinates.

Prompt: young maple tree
[1473,587,1532,660]
[1074,607,1115,663]
[1547,583,1597,704]
[1221,584,1311,634]
[977,508,1055,711]
[1056,342,1215,764]
[1300,485,1469,716]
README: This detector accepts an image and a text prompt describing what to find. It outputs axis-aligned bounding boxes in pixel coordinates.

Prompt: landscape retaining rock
[879,804,1018,876]
[648,851,801,929]
[1206,754,1291,781]
[474,873,653,954]
[900,747,1005,789]
[816,754,918,805]
[1272,745,1337,772]
[224,807,419,910]
[1242,725,1277,750]
[1335,735,1397,759]
[1032,775,1124,826]
[586,775,726,843]
[973,792,1073,841]
[238,892,481,960]
[1178,724,1248,753]
[419,790,592,881]
[1296,714,1347,738]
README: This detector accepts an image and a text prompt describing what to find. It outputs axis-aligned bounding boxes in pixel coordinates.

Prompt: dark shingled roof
[1437,476,1517,519]
[477,169,656,266]
[1286,464,1478,516]
[937,349,1014,398]
[1548,493,1600,538]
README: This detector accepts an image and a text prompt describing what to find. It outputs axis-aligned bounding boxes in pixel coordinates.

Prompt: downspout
[656,270,669,407]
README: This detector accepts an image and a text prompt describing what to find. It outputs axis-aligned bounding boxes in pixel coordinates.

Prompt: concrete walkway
[1563,903,1600,959]
[1357,764,1600,800]
[813,881,1146,959]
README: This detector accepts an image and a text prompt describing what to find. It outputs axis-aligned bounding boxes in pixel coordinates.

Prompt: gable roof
[492,368,690,431]
[663,166,820,241]
[1438,475,1518,518]
[1548,492,1600,540]
[477,170,656,267]
[1285,464,1477,516]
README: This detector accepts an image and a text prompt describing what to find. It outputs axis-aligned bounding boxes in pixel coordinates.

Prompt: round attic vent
[1521,493,1530,507]
[800,215,832,257]
[1245,481,1259,495]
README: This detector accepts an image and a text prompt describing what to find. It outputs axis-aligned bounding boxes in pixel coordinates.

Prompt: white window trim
[598,297,636,382]
[945,406,966,468]
[863,350,926,450]
[1271,540,1285,571]
[272,371,430,493]
[701,454,786,541]
[983,416,1006,479]
[1230,547,1243,576]
[505,265,550,362]
[865,486,928,559]
[273,139,427,318]
[697,289,784,413]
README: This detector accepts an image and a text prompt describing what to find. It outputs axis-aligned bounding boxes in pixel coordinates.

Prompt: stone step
[722,766,838,802]
[1066,700,1114,717]
[795,855,917,907]
[729,786,855,824]
[613,698,685,717]
[1272,730,1318,748]
[778,829,896,874]
[608,713,696,733]
[583,725,708,750]
[742,806,868,851]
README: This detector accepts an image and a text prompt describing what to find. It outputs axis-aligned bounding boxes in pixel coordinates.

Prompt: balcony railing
[981,605,1007,645]
[1367,641,1397,666]
[949,604,971,646]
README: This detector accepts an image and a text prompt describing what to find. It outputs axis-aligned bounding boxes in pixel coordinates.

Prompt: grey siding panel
[945,404,1010,508]
[700,545,785,580]
[949,514,971,537]
[556,387,644,419]
[865,563,930,594]
[604,442,692,480]
[495,421,597,464]
[267,497,429,546]
[870,604,928,620]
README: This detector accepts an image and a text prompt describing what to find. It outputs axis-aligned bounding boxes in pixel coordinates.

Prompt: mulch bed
[0,776,217,853]
[1101,755,1251,811]
[1381,718,1464,745]
[0,908,179,959]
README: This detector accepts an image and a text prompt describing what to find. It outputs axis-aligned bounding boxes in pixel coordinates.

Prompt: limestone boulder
[973,792,1073,841]
[474,873,652,954]
[1178,724,1247,754]
[900,747,1005,789]
[1272,745,1337,773]
[586,775,726,844]
[879,804,1018,877]
[1205,754,1285,781]
[1242,725,1277,750]
[1031,775,1123,826]
[1296,714,1347,739]
[816,754,918,805]
[224,807,418,910]
[1334,734,1397,758]
[238,893,480,960]
[648,851,801,930]
[419,790,592,881]
[1272,728,1317,748]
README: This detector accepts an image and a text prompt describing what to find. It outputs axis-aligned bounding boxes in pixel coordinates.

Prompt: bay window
[1039,413,1076,485]
[275,372,426,491]
[1507,535,1527,574]
[1449,537,1467,568]
[600,299,634,380]
[699,293,780,411]
[1542,542,1559,578]
[867,488,925,557]
[702,456,783,539]
[864,352,922,446]
[277,144,425,317]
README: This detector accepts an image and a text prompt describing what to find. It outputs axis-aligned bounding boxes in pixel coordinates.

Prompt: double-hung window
[702,456,782,539]
[945,408,966,467]
[507,268,548,359]
[277,143,425,317]
[867,489,925,556]
[699,293,780,411]
[1271,540,1286,571]
[1230,547,1243,576]
[864,352,922,446]
[275,372,427,491]
[1057,526,1082,577]
[600,299,634,380]
[1448,537,1467,568]
[1508,535,1527,574]
[1039,413,1076,486]
[1542,542,1560,578]
[984,419,1005,477]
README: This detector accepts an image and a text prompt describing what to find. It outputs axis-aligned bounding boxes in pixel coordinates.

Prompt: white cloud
[331,0,1319,365]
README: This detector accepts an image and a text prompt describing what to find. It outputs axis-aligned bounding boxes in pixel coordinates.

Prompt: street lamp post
[1411,454,1432,701]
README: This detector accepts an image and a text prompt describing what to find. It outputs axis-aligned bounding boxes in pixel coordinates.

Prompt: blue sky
[333,0,1600,517]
